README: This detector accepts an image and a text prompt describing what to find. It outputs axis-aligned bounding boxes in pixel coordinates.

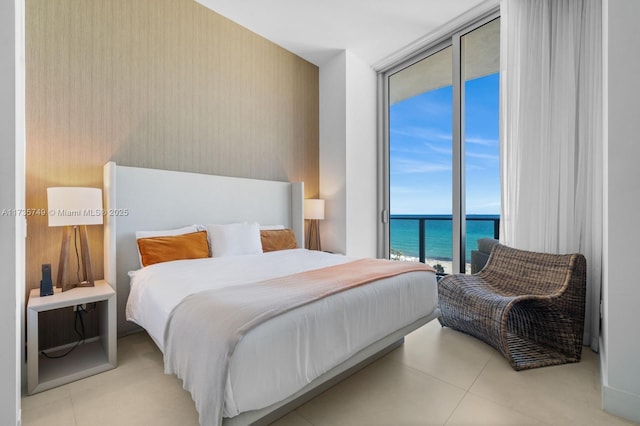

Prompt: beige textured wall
[26,0,319,346]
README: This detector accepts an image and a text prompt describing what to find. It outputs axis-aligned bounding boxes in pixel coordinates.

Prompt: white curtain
[500,0,602,350]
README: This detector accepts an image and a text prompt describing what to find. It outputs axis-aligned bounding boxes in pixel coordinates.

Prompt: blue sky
[389,73,500,215]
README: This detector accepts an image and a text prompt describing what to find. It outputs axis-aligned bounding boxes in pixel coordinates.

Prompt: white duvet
[126,249,438,418]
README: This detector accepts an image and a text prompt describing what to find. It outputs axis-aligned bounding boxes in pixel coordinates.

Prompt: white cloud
[391,158,451,174]
[426,143,452,156]
[465,200,501,215]
[390,126,451,143]
[390,144,431,155]
[466,151,499,161]
[466,136,498,146]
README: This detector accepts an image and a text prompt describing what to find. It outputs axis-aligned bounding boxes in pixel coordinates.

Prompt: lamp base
[57,225,95,292]
[307,219,322,251]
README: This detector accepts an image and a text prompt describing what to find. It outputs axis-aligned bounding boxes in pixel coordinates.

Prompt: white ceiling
[195,0,493,67]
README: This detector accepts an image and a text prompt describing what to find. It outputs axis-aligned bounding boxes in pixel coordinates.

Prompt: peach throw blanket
[163,258,435,426]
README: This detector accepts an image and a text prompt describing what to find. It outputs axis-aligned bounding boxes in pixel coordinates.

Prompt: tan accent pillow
[260,229,298,252]
[137,231,210,267]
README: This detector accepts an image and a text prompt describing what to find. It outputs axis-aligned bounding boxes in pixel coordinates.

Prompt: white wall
[319,51,377,258]
[0,0,25,424]
[319,52,347,253]
[601,0,640,422]
[345,51,378,258]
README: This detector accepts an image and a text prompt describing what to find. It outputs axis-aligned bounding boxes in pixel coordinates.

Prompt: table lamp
[47,187,103,291]
[304,199,325,251]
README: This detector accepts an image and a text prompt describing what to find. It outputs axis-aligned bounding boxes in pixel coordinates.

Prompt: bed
[103,162,440,426]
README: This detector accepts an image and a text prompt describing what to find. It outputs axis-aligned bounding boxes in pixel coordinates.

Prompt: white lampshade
[304,199,325,220]
[47,187,104,227]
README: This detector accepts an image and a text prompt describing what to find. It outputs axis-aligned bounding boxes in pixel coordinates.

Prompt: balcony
[390,214,500,274]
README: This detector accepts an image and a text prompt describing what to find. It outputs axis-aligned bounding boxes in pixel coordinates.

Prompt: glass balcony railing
[389,214,500,274]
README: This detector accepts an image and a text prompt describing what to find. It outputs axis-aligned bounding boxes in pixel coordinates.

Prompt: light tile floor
[22,320,637,426]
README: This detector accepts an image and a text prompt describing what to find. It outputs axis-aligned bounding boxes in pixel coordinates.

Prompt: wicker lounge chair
[437,243,586,370]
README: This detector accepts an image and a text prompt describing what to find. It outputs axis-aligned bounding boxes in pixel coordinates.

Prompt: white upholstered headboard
[103,162,304,335]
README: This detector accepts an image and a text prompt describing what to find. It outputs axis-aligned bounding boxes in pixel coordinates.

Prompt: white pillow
[207,222,263,257]
[260,224,285,230]
[135,225,203,267]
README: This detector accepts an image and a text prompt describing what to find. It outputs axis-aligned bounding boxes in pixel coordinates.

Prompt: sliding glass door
[388,46,453,272]
[383,15,500,274]
[462,18,501,273]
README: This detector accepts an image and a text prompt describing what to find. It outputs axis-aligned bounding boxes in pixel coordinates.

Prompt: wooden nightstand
[27,280,117,395]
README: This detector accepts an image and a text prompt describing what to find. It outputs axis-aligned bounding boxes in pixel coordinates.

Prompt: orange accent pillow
[137,231,210,267]
[260,229,298,252]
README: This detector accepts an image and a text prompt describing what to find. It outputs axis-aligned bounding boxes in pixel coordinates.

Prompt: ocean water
[390,216,499,261]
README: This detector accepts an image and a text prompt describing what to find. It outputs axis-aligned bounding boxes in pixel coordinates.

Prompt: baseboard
[602,384,640,423]
[600,337,640,423]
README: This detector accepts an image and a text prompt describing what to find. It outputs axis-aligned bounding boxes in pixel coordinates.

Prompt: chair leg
[505,301,582,370]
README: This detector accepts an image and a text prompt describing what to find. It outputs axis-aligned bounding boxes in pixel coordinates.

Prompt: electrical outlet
[73,303,87,312]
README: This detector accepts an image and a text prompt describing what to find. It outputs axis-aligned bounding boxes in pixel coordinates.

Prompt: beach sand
[390,254,471,275]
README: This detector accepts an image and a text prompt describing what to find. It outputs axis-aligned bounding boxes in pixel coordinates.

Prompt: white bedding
[126,249,438,418]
